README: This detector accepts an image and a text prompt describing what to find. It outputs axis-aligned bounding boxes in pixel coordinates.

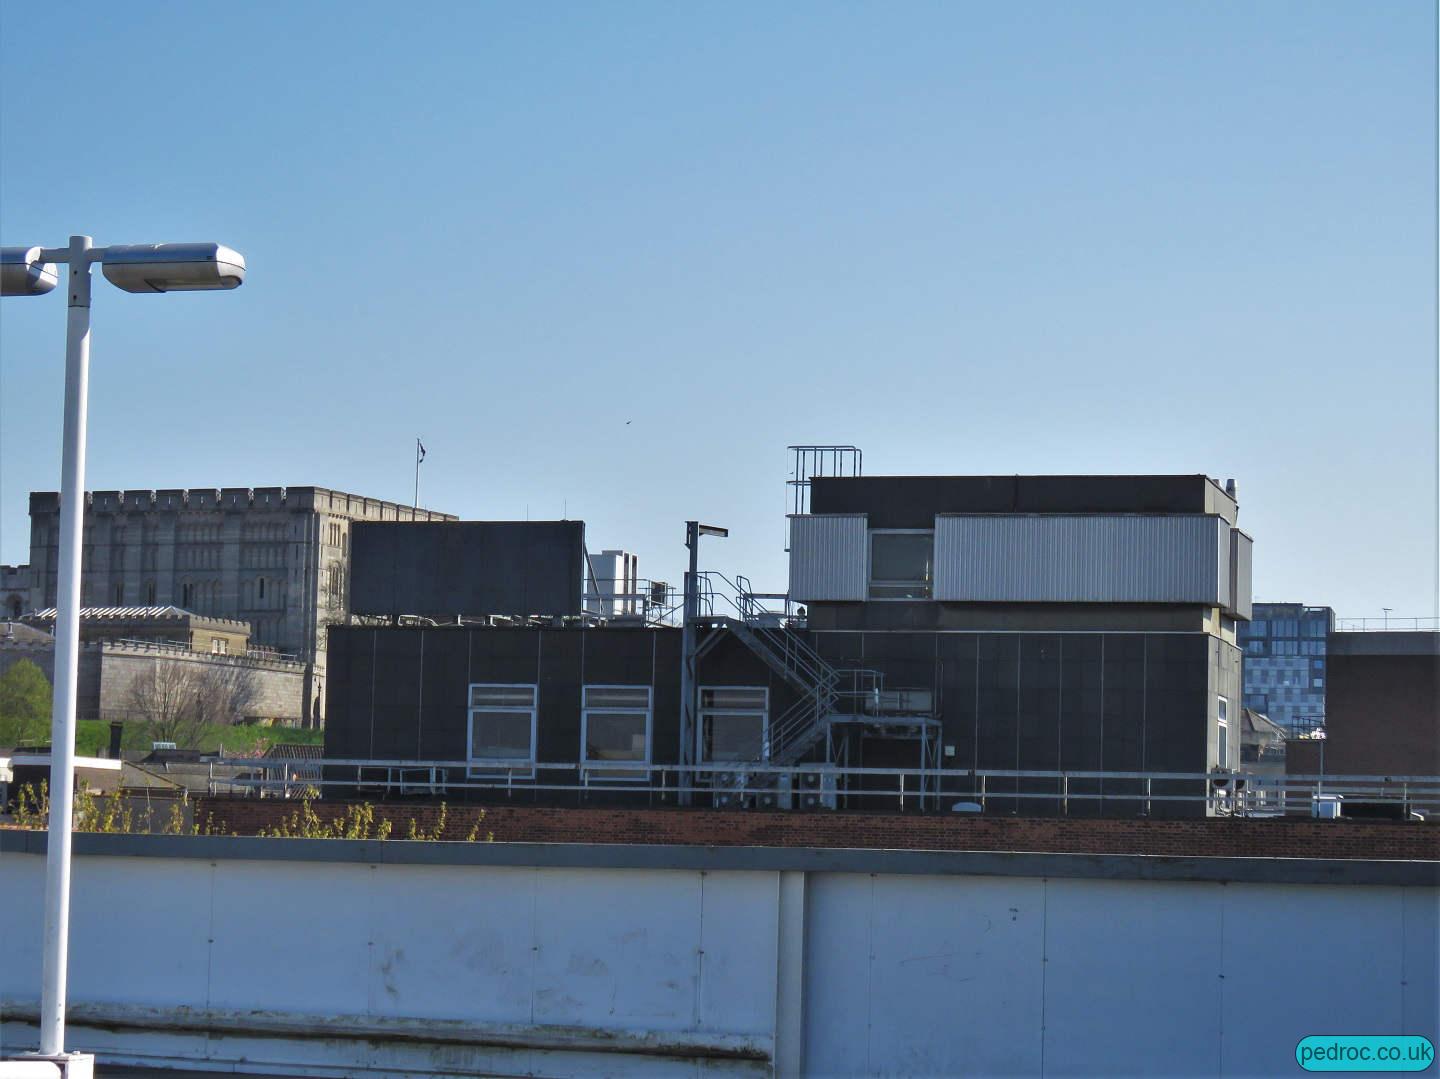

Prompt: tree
[122,659,260,748]
[0,659,52,747]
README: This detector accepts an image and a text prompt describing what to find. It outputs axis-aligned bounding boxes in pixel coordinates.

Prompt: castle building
[24,487,454,724]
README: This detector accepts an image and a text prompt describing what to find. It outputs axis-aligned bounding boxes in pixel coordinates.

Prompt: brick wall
[193,799,1440,862]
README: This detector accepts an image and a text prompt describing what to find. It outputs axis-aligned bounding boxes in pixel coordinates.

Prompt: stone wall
[0,639,306,725]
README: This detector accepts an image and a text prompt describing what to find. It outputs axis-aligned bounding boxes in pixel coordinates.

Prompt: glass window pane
[701,687,767,710]
[471,711,532,759]
[471,685,536,708]
[706,713,764,761]
[870,533,933,583]
[585,712,647,762]
[584,686,651,709]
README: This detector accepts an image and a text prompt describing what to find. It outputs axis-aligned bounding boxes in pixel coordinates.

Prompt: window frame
[867,528,935,601]
[699,685,770,763]
[466,682,539,778]
[1217,695,1230,770]
[580,684,653,781]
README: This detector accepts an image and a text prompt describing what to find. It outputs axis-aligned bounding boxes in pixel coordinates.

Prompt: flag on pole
[417,439,426,463]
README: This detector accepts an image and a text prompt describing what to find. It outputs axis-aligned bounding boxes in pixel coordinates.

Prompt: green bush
[0,660,52,747]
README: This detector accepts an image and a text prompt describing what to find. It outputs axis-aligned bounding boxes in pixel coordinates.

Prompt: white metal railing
[1334,616,1438,632]
[204,757,1440,818]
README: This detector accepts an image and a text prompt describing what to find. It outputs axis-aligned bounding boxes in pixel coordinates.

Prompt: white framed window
[211,637,228,655]
[868,530,933,599]
[701,686,769,762]
[1217,695,1229,769]
[467,683,538,777]
[582,685,652,780]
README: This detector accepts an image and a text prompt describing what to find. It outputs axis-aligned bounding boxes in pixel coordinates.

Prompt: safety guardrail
[204,757,1440,818]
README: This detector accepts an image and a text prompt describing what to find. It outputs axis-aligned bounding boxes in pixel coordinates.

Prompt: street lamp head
[0,247,60,296]
[101,242,246,293]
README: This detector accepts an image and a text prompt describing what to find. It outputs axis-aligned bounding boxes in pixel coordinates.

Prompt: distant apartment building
[24,487,454,723]
[1237,603,1334,734]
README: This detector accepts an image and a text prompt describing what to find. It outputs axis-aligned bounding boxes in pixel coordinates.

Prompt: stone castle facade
[22,487,454,724]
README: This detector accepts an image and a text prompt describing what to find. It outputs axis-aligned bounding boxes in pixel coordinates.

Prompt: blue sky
[1,1,1435,618]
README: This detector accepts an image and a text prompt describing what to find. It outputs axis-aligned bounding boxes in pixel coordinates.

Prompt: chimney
[1224,478,1237,500]
[108,721,124,760]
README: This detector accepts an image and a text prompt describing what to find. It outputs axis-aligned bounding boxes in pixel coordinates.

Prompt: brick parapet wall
[193,799,1440,861]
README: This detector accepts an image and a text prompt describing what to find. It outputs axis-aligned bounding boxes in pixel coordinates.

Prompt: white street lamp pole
[1,235,244,1071]
[39,235,96,1059]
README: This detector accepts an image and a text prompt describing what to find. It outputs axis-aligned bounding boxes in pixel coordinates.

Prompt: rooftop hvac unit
[649,581,670,607]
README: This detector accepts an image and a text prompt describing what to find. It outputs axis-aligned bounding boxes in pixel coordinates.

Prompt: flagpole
[413,438,422,510]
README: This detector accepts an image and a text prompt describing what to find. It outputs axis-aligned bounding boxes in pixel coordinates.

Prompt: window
[869,531,933,599]
[701,687,768,762]
[1217,696,1229,769]
[211,637,228,655]
[113,582,124,605]
[467,684,537,775]
[145,581,156,605]
[582,685,651,779]
[1249,620,1268,637]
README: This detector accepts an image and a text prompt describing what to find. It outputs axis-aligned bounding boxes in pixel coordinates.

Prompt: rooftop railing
[204,756,1440,819]
[1334,616,1439,632]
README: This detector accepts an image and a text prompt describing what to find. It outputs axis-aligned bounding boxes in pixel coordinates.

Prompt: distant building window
[211,637,228,655]
[581,685,651,779]
[145,581,156,605]
[113,582,124,605]
[701,687,768,762]
[467,684,537,776]
[258,577,266,600]
[1249,620,1268,636]
[869,531,933,600]
[182,583,193,607]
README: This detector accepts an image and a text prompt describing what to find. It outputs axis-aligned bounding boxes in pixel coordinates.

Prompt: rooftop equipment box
[349,521,585,619]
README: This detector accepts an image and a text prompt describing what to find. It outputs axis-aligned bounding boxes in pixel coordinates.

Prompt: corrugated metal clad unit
[788,514,867,601]
[1227,530,1254,620]
[933,514,1233,604]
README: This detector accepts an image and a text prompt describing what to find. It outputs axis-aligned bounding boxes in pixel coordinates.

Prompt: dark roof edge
[1,831,1432,886]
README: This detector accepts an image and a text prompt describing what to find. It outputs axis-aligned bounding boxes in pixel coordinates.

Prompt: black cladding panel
[350,521,585,618]
[808,475,1217,528]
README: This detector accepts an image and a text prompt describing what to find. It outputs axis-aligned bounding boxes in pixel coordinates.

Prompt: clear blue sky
[2,1,1435,619]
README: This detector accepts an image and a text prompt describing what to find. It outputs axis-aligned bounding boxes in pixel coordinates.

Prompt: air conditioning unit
[819,770,839,810]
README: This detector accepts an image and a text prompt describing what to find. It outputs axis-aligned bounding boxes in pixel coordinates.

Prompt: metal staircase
[694,574,882,765]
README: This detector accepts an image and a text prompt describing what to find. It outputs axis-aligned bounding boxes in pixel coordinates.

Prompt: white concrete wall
[1,849,1435,1078]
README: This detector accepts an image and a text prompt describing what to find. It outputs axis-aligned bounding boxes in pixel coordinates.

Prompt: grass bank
[73,720,324,757]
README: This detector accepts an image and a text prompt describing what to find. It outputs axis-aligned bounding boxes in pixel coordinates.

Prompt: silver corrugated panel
[788,514,867,601]
[933,515,1229,603]
[1226,530,1254,620]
